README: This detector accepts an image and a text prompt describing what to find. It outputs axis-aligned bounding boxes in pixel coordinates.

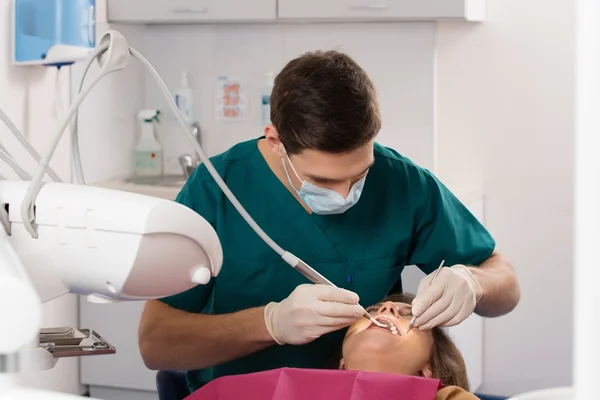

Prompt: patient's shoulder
[435,386,480,400]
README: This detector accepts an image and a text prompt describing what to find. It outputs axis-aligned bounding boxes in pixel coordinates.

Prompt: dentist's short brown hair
[270,50,381,155]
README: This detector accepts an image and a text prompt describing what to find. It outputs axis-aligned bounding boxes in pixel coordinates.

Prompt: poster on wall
[216,76,246,122]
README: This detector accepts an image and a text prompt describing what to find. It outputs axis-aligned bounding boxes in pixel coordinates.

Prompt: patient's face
[340,301,434,378]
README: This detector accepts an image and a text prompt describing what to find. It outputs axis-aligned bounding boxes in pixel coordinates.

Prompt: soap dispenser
[175,71,196,124]
[261,72,275,125]
[135,109,163,176]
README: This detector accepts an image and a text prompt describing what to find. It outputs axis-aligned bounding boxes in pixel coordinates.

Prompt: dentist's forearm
[138,300,275,371]
[469,252,521,317]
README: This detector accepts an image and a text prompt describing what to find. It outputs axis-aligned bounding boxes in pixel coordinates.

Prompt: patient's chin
[350,333,396,353]
[341,345,393,370]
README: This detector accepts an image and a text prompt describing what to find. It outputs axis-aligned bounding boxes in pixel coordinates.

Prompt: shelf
[107,0,485,24]
[107,0,277,23]
[278,0,485,22]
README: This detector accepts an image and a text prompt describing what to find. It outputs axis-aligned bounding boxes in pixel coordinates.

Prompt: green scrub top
[160,137,495,393]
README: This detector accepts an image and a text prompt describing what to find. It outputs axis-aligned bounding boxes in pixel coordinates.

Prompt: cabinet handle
[171,7,209,14]
[349,4,390,11]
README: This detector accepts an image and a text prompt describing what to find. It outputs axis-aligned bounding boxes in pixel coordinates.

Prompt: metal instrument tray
[39,327,87,346]
[39,329,116,358]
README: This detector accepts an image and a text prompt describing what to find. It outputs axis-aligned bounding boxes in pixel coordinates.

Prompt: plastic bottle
[174,71,196,125]
[261,72,274,125]
[134,110,163,176]
[174,71,202,161]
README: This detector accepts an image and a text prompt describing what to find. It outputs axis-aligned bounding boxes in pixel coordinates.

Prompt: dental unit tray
[39,327,87,345]
[38,328,115,358]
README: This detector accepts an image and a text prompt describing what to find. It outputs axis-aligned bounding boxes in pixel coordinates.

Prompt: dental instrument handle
[288,255,335,286]
[407,316,417,330]
[285,253,385,327]
[406,259,445,332]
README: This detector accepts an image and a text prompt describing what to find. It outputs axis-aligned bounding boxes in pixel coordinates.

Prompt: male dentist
[139,50,520,393]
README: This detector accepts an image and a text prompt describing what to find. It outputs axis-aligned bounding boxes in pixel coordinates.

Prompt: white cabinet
[107,0,484,24]
[80,300,156,392]
[277,0,485,22]
[108,0,277,23]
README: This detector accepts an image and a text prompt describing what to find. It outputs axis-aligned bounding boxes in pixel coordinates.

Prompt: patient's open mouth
[371,315,401,336]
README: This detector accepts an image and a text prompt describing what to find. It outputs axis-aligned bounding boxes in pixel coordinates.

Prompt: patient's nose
[377,301,399,318]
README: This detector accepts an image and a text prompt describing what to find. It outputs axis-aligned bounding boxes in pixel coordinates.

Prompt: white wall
[436,0,574,396]
[141,23,439,174]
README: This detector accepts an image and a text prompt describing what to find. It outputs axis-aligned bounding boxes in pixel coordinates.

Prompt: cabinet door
[277,0,483,21]
[80,299,156,391]
[108,0,277,23]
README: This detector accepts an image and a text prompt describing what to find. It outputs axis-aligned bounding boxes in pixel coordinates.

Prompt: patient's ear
[339,359,346,370]
[419,364,432,379]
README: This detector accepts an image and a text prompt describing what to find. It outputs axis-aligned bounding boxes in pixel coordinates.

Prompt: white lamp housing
[0,181,223,303]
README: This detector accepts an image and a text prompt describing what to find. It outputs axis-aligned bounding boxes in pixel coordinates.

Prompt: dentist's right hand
[263,284,364,345]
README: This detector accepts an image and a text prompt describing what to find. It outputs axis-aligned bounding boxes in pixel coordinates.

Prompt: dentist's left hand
[411,265,483,330]
[263,284,364,345]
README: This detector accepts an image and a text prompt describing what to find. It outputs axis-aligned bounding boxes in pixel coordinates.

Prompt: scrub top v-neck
[249,142,344,262]
[159,137,495,393]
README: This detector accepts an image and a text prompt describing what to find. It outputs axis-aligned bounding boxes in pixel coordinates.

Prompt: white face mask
[280,147,368,215]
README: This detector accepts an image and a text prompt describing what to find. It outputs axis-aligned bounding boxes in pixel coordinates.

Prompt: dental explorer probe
[406,260,445,333]
[53,31,384,328]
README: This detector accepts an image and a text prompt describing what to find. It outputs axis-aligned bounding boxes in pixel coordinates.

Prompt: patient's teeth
[374,317,400,335]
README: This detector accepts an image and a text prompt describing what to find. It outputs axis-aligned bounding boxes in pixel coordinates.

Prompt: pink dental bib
[186,367,443,400]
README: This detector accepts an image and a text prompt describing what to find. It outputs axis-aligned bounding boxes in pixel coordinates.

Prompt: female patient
[337,293,479,400]
[188,293,479,400]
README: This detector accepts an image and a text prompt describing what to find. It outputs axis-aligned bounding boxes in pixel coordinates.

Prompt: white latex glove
[411,265,483,330]
[264,284,365,345]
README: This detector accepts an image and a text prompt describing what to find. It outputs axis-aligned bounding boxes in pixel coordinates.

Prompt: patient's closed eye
[365,304,379,313]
